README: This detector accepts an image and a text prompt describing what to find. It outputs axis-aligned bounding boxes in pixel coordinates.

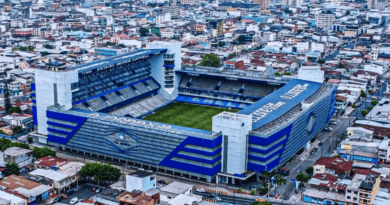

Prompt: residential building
[3,147,33,169]
[126,171,156,192]
[253,0,270,9]
[317,13,335,31]
[358,174,381,204]
[29,169,71,193]
[94,47,129,57]
[34,156,67,170]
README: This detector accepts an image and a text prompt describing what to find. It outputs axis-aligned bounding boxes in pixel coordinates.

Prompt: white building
[126,171,156,192]
[161,28,174,38]
[156,13,171,25]
[283,0,303,7]
[364,63,386,75]
[317,13,335,30]
[0,190,27,205]
[30,169,71,193]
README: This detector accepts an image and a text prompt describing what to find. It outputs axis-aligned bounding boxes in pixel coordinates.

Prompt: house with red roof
[314,157,353,175]
[34,156,67,170]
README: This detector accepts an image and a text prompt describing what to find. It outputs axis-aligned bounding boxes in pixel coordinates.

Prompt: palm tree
[274,174,287,195]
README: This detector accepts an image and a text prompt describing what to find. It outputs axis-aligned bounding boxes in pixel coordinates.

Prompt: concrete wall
[35,69,78,134]
[212,112,252,174]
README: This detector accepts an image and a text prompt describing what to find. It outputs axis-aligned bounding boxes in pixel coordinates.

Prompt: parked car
[61,194,68,199]
[277,167,290,176]
[372,96,378,100]
[156,185,162,189]
[319,142,324,146]
[324,127,333,132]
[54,196,62,203]
[92,187,97,192]
[197,188,205,192]
[96,187,101,193]
[66,189,75,196]
[70,197,78,205]
[158,180,166,184]
[329,121,337,125]
[215,196,222,201]
[311,148,318,155]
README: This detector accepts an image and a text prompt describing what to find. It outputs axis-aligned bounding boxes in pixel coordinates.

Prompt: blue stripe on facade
[247,124,293,172]
[47,121,76,129]
[175,154,222,164]
[32,99,36,103]
[181,147,222,156]
[248,124,293,146]
[159,135,222,176]
[46,111,87,144]
[31,93,36,97]
[32,106,38,125]
[31,83,35,90]
[163,65,175,68]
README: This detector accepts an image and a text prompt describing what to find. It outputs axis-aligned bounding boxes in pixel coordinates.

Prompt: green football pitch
[143,102,238,131]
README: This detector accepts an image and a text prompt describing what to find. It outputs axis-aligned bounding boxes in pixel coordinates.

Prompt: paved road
[57,185,96,204]
[275,117,352,200]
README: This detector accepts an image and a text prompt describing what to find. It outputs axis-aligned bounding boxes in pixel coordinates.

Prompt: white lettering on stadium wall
[251,83,310,122]
[280,84,309,99]
[252,102,285,122]
[86,113,181,135]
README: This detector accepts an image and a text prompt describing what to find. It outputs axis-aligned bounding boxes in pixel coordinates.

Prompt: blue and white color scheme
[33,42,337,183]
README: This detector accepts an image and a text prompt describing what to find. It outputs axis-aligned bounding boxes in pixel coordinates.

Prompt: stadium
[32,42,337,184]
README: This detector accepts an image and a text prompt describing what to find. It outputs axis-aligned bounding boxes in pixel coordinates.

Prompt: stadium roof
[238,79,323,130]
[69,49,167,73]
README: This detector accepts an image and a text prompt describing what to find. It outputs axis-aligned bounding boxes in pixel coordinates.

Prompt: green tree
[337,63,346,68]
[334,154,341,157]
[318,59,325,65]
[352,103,357,109]
[27,137,33,144]
[79,162,121,186]
[250,202,272,205]
[274,173,286,195]
[0,138,29,151]
[361,110,368,117]
[12,126,22,134]
[368,106,373,111]
[199,53,221,67]
[305,166,314,176]
[371,100,378,106]
[296,173,309,184]
[44,44,53,49]
[5,162,20,176]
[275,72,281,76]
[284,72,292,75]
[117,44,126,48]
[361,90,367,98]
[28,47,34,51]
[368,89,372,94]
[8,106,22,114]
[139,27,149,37]
[218,41,224,47]
[232,40,239,45]
[251,189,255,195]
[238,35,246,43]
[32,147,56,158]
[297,29,303,33]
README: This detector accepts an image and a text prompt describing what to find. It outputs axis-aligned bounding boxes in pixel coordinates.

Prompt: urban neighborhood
[1,0,390,204]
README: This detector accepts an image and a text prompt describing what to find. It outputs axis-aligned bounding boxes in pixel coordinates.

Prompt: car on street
[70,197,78,205]
[215,196,222,201]
[277,167,290,176]
[311,148,318,155]
[197,188,205,192]
[319,142,324,146]
[156,185,162,189]
[372,96,378,100]
[54,196,62,203]
[158,180,166,184]
[329,121,337,125]
[61,194,68,199]
[324,127,333,132]
[96,187,101,193]
[66,189,75,196]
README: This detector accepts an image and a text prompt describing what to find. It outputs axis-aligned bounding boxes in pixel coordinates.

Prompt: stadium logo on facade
[252,102,285,122]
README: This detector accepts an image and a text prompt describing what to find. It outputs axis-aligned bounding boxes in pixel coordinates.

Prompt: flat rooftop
[67,49,167,72]
[238,79,323,130]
